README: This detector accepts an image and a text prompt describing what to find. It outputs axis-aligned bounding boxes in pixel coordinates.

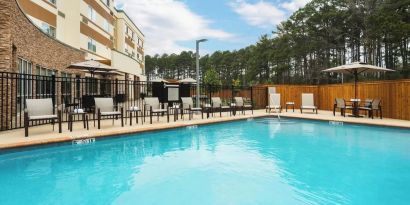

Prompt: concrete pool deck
[0,109,409,150]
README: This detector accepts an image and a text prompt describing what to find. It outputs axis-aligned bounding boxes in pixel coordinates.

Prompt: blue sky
[116,0,309,55]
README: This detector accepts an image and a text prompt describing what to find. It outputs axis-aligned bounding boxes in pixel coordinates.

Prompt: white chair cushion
[29,115,58,120]
[95,98,115,113]
[152,109,167,113]
[26,98,54,116]
[100,111,121,116]
[301,105,317,109]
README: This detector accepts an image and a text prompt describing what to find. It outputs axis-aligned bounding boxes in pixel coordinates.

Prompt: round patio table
[348,99,362,117]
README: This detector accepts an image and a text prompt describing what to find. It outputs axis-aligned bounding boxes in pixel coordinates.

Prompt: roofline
[115,8,145,37]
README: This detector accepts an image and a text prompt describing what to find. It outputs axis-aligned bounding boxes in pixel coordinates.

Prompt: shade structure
[150,77,169,83]
[322,62,395,98]
[178,77,197,84]
[68,59,117,77]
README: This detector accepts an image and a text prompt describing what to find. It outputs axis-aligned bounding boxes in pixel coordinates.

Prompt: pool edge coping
[1,112,409,151]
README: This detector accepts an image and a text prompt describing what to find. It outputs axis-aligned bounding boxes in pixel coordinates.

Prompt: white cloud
[229,0,286,29]
[281,0,310,12]
[116,0,234,55]
[229,0,311,29]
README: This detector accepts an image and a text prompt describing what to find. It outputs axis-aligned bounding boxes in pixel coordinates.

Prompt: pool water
[1,118,410,205]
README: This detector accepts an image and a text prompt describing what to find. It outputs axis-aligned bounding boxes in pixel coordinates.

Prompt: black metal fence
[0,71,260,131]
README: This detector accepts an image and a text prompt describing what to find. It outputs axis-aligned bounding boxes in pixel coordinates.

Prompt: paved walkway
[0,109,409,149]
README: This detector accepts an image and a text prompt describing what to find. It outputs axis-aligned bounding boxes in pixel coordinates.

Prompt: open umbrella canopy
[178,77,197,83]
[150,77,168,83]
[322,62,395,98]
[68,59,116,72]
[322,62,394,74]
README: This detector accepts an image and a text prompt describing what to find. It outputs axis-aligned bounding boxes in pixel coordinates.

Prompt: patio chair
[266,94,282,113]
[359,99,382,119]
[24,98,62,137]
[333,98,353,117]
[300,93,318,114]
[181,97,203,120]
[211,97,231,117]
[144,97,169,124]
[95,97,124,129]
[234,97,253,115]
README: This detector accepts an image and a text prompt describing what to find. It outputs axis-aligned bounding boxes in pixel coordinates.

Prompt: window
[17,58,33,111]
[35,66,54,98]
[125,25,128,35]
[60,72,72,104]
[103,19,110,32]
[88,5,96,22]
[40,22,56,38]
[48,0,56,4]
[88,38,96,52]
[102,0,109,6]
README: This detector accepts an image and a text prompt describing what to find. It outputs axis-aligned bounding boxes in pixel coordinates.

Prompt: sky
[115,0,310,56]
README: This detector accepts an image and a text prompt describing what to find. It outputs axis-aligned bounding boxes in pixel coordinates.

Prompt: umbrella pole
[354,70,358,99]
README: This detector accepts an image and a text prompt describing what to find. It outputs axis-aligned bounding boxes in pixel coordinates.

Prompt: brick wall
[0,0,85,129]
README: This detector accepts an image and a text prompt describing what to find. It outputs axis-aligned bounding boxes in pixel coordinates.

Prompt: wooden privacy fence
[252,80,410,121]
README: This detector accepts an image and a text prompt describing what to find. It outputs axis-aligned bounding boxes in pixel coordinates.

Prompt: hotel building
[8,0,146,80]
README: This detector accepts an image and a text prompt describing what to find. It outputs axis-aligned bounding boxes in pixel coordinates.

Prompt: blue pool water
[1,118,410,205]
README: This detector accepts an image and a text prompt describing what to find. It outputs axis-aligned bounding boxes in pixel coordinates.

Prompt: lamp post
[196,39,207,108]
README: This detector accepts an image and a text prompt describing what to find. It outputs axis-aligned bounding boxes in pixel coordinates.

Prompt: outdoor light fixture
[196,39,208,108]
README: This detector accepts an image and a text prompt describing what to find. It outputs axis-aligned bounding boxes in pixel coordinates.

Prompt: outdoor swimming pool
[1,118,410,205]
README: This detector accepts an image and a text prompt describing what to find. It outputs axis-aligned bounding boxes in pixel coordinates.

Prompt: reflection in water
[0,119,410,205]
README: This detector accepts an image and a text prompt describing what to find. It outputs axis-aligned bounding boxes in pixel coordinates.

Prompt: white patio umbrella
[150,77,168,83]
[178,77,197,84]
[68,59,117,77]
[322,62,395,98]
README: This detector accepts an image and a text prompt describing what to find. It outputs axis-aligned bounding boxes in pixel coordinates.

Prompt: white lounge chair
[144,97,169,124]
[234,97,253,115]
[211,97,231,117]
[300,93,318,114]
[94,97,124,129]
[181,97,203,120]
[266,94,282,113]
[24,98,62,137]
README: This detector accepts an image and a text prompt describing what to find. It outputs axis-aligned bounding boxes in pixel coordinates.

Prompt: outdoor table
[68,109,89,132]
[348,99,361,117]
[286,102,295,112]
[230,103,237,116]
[126,107,142,126]
[203,104,212,118]
[169,105,182,122]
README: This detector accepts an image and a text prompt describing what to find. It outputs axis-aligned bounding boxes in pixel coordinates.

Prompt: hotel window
[41,22,56,38]
[88,38,96,52]
[88,5,96,22]
[17,59,33,111]
[103,19,110,32]
[60,72,72,104]
[35,66,54,98]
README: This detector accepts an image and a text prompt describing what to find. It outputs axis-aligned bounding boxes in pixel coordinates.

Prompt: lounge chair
[95,97,124,129]
[359,99,382,119]
[333,98,352,117]
[266,94,282,113]
[300,93,318,114]
[234,97,253,115]
[211,97,231,117]
[144,97,169,124]
[181,97,203,120]
[24,98,62,137]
